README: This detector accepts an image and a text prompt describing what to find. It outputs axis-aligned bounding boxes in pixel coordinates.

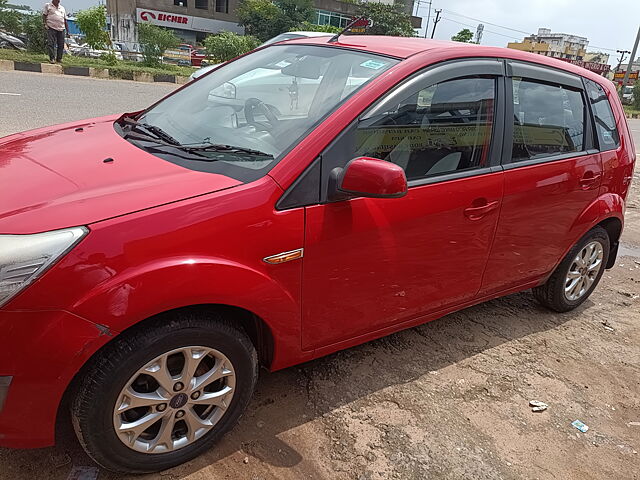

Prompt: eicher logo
[139,11,156,21]
[140,10,188,24]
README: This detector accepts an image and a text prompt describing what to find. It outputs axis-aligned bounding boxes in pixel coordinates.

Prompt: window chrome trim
[408,165,503,188]
[502,149,596,171]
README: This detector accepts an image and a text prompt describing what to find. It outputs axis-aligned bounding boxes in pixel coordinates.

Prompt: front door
[301,61,506,350]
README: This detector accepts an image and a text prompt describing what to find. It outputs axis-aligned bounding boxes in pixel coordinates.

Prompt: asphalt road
[628,116,640,147]
[2,70,639,146]
[0,71,177,138]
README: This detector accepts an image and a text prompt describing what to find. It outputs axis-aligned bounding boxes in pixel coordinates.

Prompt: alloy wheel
[564,240,604,301]
[112,346,236,454]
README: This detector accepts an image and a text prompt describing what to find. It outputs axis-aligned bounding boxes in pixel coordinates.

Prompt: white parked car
[189,31,333,81]
[66,38,124,61]
[621,85,635,105]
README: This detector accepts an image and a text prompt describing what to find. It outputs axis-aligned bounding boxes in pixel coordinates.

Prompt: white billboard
[136,8,243,35]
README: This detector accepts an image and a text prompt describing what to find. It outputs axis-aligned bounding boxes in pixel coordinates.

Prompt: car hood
[0,115,243,234]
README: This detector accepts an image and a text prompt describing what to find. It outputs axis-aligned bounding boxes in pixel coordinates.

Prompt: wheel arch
[597,216,623,269]
[56,302,276,445]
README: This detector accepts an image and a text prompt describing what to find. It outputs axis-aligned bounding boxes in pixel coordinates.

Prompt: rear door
[480,61,603,295]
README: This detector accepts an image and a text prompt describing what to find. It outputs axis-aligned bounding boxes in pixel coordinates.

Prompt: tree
[633,81,640,109]
[355,2,415,37]
[204,31,260,62]
[296,21,340,34]
[138,23,179,67]
[451,28,474,43]
[275,0,313,27]
[236,0,282,41]
[21,13,46,53]
[237,0,313,42]
[76,5,111,49]
[0,0,23,34]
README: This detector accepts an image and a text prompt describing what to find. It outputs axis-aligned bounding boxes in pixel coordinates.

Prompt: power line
[440,18,521,41]
[440,8,532,35]
[430,6,619,53]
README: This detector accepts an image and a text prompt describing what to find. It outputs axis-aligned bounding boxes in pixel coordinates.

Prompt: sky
[17,0,640,65]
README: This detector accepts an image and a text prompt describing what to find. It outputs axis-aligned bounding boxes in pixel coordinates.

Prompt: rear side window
[584,79,620,151]
[511,78,585,161]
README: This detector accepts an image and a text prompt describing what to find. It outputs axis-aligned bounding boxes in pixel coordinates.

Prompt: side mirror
[209,81,236,100]
[330,157,408,200]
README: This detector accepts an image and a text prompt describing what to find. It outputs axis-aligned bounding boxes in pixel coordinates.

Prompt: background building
[108,0,244,46]
[107,0,420,47]
[507,27,610,76]
[507,28,588,60]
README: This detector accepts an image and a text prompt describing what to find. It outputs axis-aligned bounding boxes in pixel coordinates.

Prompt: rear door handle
[464,200,499,220]
[579,172,601,189]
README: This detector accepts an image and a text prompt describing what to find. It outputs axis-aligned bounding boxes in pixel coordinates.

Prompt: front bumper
[0,309,110,448]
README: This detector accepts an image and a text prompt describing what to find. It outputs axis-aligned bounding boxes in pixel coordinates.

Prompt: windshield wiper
[120,116,181,146]
[180,143,272,157]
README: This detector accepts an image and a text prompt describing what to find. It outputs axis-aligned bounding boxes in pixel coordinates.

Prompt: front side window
[511,78,585,161]
[353,76,496,181]
[584,79,620,151]
[122,45,398,182]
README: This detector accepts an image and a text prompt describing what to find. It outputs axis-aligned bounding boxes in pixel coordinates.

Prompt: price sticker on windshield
[360,59,387,70]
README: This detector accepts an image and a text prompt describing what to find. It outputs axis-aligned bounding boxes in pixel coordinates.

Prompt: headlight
[0,227,88,307]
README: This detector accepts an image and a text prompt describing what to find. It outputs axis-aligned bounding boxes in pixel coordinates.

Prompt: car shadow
[0,290,593,479]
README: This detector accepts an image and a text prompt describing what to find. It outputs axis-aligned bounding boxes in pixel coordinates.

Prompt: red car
[0,36,634,472]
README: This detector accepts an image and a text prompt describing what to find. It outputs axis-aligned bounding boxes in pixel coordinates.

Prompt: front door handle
[464,200,499,220]
[579,172,601,189]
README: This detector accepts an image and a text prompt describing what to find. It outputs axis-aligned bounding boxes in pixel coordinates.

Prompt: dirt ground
[2,144,640,480]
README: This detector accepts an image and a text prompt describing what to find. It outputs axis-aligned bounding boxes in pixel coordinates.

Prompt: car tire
[533,226,610,312]
[70,312,258,473]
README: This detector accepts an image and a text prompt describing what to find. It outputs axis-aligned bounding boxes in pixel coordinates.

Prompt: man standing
[42,0,68,64]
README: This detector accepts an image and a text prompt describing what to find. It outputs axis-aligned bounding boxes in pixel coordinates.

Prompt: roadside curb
[626,112,640,119]
[0,59,189,84]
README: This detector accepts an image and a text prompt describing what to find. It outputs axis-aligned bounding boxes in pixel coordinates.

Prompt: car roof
[284,35,612,84]
[287,31,333,37]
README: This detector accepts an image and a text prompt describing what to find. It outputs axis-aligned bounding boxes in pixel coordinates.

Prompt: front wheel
[71,314,258,473]
[533,226,610,312]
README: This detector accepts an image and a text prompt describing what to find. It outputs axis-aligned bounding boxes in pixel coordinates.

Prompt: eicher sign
[136,8,243,34]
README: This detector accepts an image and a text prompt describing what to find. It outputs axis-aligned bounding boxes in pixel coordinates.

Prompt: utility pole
[475,23,484,44]
[422,0,433,39]
[430,9,441,39]
[622,25,640,87]
[616,49,631,72]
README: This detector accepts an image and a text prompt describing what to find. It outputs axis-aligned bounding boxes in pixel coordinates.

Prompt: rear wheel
[533,226,609,312]
[71,314,258,473]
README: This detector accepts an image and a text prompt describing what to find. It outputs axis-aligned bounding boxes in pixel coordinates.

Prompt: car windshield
[127,45,398,182]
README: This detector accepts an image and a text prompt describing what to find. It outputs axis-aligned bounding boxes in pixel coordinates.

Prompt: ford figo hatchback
[0,36,634,472]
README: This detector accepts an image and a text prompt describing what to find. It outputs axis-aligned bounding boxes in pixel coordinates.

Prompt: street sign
[614,71,638,80]
[349,17,374,34]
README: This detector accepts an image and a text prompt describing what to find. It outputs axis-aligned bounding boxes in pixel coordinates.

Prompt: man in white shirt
[42,0,68,64]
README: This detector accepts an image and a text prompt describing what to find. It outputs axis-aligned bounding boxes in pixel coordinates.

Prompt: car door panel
[302,171,503,350]
[479,64,603,295]
[480,153,602,295]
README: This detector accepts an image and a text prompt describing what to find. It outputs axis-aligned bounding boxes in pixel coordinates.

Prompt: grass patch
[623,104,640,117]
[0,48,196,77]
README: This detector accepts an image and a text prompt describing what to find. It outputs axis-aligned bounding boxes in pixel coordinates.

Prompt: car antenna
[328,16,370,43]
